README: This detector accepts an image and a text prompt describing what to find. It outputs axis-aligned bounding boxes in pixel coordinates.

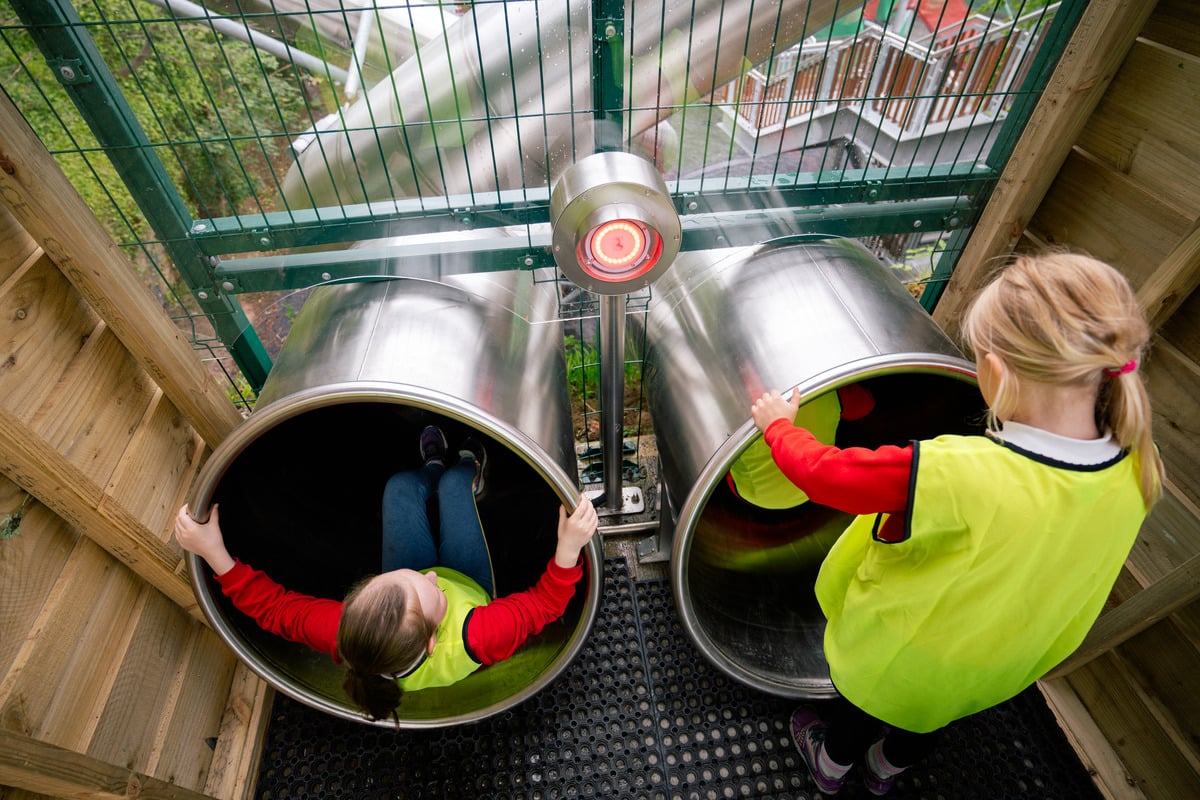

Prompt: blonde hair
[961,251,1163,508]
[337,575,436,723]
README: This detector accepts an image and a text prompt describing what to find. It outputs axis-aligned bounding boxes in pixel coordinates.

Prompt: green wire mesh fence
[0,0,1074,473]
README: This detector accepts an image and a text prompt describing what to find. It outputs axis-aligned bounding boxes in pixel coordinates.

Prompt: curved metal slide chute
[281,0,842,208]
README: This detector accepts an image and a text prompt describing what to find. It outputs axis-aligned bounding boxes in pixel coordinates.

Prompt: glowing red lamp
[550,152,680,294]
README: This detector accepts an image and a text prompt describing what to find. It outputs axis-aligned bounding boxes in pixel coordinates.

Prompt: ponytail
[342,668,403,724]
[1102,367,1164,507]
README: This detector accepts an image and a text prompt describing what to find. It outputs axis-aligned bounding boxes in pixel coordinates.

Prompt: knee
[439,461,475,496]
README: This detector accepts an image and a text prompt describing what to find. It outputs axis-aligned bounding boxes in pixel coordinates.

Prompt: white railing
[713,3,1060,138]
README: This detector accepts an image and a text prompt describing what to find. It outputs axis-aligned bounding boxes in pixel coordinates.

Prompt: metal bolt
[867,188,880,200]
[208,255,220,267]
[259,237,270,247]
[59,65,76,81]
[14,309,27,320]
[913,220,923,229]
[321,272,332,282]
[197,291,209,300]
[604,23,617,39]
[687,201,698,211]
[524,257,535,266]
[192,223,208,233]
[221,281,235,292]
[947,216,961,228]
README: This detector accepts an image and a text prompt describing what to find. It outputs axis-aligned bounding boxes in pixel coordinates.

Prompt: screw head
[197,291,209,300]
[59,65,76,81]
[221,281,235,292]
[321,272,332,282]
[913,220,923,229]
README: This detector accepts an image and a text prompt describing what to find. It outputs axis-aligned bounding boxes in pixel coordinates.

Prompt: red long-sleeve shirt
[762,418,914,540]
[215,557,584,665]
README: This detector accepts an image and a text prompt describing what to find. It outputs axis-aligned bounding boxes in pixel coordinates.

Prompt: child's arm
[752,390,912,514]
[466,495,598,664]
[763,419,912,514]
[174,504,342,657]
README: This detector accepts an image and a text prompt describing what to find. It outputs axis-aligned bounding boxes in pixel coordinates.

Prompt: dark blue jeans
[381,457,495,598]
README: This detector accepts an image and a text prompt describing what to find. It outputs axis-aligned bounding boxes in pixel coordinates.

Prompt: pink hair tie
[1104,360,1137,377]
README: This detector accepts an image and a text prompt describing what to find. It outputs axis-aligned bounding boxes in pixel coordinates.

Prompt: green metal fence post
[920,0,1088,313]
[9,0,272,391]
[593,0,625,152]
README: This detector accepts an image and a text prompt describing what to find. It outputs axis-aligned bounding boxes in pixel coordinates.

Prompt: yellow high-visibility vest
[816,434,1146,732]
[399,568,491,691]
[730,390,843,509]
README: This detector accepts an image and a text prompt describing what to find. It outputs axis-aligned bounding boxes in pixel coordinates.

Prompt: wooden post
[932,0,1159,336]
[0,404,201,620]
[1136,219,1200,331]
[0,90,241,447]
[0,728,222,800]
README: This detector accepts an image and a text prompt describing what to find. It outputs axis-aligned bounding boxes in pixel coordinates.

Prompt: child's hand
[751,389,802,433]
[554,494,598,568]
[174,504,236,576]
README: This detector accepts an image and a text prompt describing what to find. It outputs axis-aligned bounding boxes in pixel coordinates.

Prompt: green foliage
[0,0,312,240]
[564,334,643,404]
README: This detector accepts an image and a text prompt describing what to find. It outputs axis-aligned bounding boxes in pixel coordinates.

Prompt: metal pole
[146,0,350,84]
[599,294,625,509]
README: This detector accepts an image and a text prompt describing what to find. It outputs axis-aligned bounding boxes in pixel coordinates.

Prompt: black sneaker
[458,437,488,497]
[419,425,448,468]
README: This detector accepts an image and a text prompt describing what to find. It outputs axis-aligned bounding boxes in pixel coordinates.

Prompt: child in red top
[751,253,1162,796]
[177,426,598,722]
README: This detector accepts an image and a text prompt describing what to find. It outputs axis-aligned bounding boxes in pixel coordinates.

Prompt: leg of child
[436,451,496,598]
[862,726,941,795]
[381,462,442,573]
[821,697,884,769]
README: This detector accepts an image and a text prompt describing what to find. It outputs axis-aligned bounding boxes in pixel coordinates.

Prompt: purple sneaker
[863,766,894,797]
[419,425,447,467]
[863,738,899,796]
[791,706,845,796]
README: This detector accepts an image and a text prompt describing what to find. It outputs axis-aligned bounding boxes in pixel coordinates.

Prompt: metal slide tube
[628,239,984,696]
[281,0,842,207]
[187,268,602,728]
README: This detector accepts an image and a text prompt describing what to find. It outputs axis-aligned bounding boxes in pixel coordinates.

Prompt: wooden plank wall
[0,90,271,800]
[937,1,1200,797]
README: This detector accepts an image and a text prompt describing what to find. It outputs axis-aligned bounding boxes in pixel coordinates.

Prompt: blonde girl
[750,252,1162,795]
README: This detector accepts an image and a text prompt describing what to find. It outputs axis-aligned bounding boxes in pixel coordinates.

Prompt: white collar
[989,420,1122,466]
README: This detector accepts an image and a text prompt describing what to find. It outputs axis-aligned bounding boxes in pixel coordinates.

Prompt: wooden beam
[1038,679,1146,800]
[1136,218,1200,331]
[0,403,202,621]
[0,728,220,800]
[0,91,241,447]
[1046,552,1200,679]
[203,662,275,800]
[932,0,1159,336]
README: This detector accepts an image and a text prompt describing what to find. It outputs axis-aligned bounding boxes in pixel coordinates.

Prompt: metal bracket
[49,57,90,85]
[584,485,645,517]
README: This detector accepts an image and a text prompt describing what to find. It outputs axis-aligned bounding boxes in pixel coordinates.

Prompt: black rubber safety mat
[253,557,1102,799]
